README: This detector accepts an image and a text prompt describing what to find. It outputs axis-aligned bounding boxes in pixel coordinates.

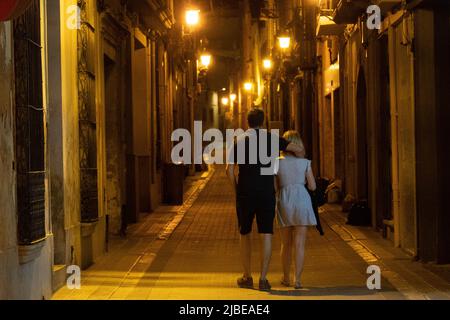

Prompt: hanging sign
[0,0,33,21]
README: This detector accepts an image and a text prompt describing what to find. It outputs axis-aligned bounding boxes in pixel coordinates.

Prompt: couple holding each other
[226,108,317,291]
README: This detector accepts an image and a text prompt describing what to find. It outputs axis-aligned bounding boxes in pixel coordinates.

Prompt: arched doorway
[356,67,368,200]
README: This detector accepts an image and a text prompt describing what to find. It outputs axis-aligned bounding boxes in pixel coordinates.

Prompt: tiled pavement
[54,167,447,300]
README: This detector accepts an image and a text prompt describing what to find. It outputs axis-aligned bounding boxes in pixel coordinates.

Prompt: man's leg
[236,196,254,288]
[260,233,273,281]
[240,233,252,278]
[255,194,276,290]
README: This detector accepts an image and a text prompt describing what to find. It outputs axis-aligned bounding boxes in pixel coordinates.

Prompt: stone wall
[0,20,52,300]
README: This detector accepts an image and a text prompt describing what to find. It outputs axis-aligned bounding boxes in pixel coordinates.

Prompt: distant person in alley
[226,108,304,291]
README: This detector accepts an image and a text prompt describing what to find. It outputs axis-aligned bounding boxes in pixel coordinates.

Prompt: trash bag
[346,200,371,226]
[342,194,356,212]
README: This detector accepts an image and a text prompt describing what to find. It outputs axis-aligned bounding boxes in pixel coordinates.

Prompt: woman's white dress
[275,156,317,227]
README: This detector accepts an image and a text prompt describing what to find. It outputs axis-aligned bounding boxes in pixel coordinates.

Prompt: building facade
[237,0,450,264]
[0,0,196,299]
[315,0,450,263]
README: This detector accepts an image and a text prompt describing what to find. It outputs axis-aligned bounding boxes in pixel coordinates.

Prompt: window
[13,0,46,245]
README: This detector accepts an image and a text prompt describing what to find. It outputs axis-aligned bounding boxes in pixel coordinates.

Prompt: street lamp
[244,82,253,92]
[200,54,212,69]
[221,97,229,106]
[278,36,291,50]
[263,58,273,70]
[186,9,200,26]
[230,94,237,102]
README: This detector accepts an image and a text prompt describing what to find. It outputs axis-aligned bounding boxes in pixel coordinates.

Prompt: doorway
[377,36,393,229]
[333,88,345,183]
[104,52,125,234]
[356,67,369,201]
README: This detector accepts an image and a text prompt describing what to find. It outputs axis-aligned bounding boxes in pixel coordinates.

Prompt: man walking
[226,108,304,291]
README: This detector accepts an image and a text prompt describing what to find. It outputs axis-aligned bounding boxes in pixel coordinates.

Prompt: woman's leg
[280,227,293,283]
[293,226,308,286]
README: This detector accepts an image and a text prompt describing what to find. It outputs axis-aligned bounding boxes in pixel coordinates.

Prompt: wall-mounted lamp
[278,36,291,50]
[244,82,253,92]
[263,59,273,70]
[186,10,200,26]
[200,54,212,69]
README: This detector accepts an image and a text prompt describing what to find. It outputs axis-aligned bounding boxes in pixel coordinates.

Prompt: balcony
[333,0,371,24]
[375,0,402,14]
[317,14,346,36]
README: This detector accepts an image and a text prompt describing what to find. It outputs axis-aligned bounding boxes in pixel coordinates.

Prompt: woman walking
[274,131,317,289]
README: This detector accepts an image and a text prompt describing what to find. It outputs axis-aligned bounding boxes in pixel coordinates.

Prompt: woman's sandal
[294,282,302,290]
[281,278,291,287]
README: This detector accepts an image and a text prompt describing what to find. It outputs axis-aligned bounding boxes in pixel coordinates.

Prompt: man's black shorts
[236,193,276,235]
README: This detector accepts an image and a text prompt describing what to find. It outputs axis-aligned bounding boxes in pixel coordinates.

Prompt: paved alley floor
[54,168,408,300]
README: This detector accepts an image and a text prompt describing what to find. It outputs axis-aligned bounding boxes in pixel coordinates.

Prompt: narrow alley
[53,167,449,300]
[1,0,450,303]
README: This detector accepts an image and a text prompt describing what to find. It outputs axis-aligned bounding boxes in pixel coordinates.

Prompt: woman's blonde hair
[283,130,305,152]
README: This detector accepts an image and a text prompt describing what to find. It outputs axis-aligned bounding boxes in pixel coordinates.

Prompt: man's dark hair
[247,108,265,128]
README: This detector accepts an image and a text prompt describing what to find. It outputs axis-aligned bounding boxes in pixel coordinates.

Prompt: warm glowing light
[244,82,253,92]
[230,94,237,102]
[329,63,339,70]
[278,36,291,49]
[186,10,200,26]
[263,59,273,70]
[200,54,212,68]
[221,97,229,106]
[319,15,335,26]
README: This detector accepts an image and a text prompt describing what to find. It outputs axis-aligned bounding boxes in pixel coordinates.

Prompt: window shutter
[13,0,46,245]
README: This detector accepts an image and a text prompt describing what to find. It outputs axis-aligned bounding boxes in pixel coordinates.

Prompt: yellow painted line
[158,169,214,240]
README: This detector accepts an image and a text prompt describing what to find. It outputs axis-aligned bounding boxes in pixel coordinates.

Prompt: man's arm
[226,164,237,191]
[274,174,279,194]
[226,139,240,191]
[286,142,305,158]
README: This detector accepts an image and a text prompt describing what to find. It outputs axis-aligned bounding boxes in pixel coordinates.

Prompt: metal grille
[78,0,99,222]
[13,0,46,245]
